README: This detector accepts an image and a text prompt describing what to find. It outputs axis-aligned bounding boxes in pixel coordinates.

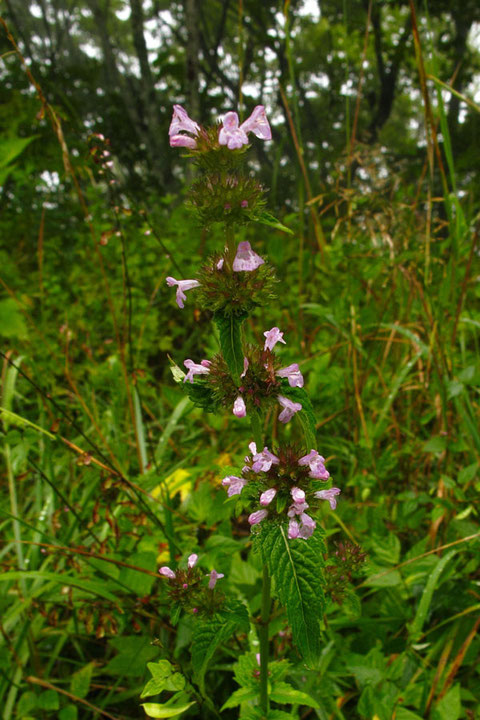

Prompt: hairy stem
[259,564,271,716]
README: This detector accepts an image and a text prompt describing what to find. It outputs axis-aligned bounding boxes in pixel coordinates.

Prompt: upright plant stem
[259,564,271,716]
[250,412,270,715]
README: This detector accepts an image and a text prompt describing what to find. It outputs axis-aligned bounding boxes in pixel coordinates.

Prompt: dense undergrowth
[1,6,480,720]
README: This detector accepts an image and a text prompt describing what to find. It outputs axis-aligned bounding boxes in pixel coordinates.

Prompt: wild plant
[139,104,356,720]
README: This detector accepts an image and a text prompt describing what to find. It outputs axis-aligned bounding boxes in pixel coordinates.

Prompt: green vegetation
[1,2,479,719]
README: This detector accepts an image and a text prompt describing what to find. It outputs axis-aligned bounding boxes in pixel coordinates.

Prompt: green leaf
[214,311,246,380]
[0,299,28,339]
[191,603,249,693]
[104,636,158,677]
[141,701,196,718]
[141,660,185,698]
[255,524,325,666]
[0,136,38,169]
[37,690,59,711]
[59,706,78,720]
[408,550,456,642]
[255,210,294,235]
[0,571,119,602]
[183,380,217,412]
[270,681,319,707]
[432,684,462,720]
[70,661,94,699]
[220,686,258,710]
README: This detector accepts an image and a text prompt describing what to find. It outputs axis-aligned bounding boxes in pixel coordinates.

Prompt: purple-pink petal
[288,519,300,539]
[241,357,249,378]
[314,487,341,510]
[291,487,306,503]
[277,363,304,388]
[166,277,200,309]
[277,395,302,423]
[208,568,224,589]
[248,509,268,526]
[187,554,198,568]
[260,488,277,506]
[240,105,272,140]
[222,475,247,497]
[159,566,176,579]
[233,396,247,417]
[232,241,265,272]
[218,112,249,149]
[251,446,280,473]
[263,327,286,352]
[169,134,197,149]
[183,359,211,383]
[169,104,200,137]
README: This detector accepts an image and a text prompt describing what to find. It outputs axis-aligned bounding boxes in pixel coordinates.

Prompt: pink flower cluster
[169,104,272,151]
[166,241,264,309]
[222,445,341,541]
[159,553,224,589]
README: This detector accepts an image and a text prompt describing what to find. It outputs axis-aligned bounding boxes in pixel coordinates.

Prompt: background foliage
[1,1,480,719]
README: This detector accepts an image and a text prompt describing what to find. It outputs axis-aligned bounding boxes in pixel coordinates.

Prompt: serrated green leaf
[141,701,196,718]
[256,211,294,235]
[255,524,325,666]
[191,604,249,693]
[270,681,319,707]
[183,380,217,412]
[220,686,258,710]
[141,660,186,698]
[214,311,246,380]
[432,684,462,720]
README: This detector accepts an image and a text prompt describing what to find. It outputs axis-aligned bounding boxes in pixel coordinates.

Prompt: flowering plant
[142,103,359,719]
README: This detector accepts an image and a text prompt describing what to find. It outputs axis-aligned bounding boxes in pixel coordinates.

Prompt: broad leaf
[191,602,249,693]
[141,700,196,718]
[214,311,246,380]
[255,524,325,666]
[141,660,185,698]
[270,681,319,708]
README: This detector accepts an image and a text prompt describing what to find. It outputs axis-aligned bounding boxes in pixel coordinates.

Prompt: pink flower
[169,134,197,149]
[188,554,198,568]
[248,509,268,526]
[218,106,272,149]
[299,450,330,480]
[183,359,211,383]
[298,512,316,539]
[166,277,200,309]
[287,501,309,517]
[159,566,176,579]
[260,488,277,506]
[288,519,300,539]
[241,357,249,378]
[314,487,341,510]
[277,395,302,423]
[250,445,280,473]
[264,327,286,352]
[216,258,224,270]
[222,475,248,497]
[233,396,247,417]
[277,363,304,388]
[233,241,265,272]
[208,568,224,589]
[169,105,200,136]
[219,111,249,149]
[291,487,305,504]
[240,105,272,140]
